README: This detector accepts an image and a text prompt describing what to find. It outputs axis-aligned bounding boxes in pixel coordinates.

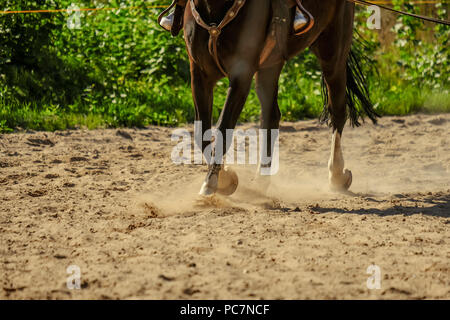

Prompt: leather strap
[190,0,247,76]
[347,0,450,26]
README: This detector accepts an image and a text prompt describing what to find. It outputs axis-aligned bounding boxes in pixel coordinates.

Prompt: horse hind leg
[319,69,353,192]
[323,69,353,191]
[318,62,353,192]
[311,4,354,191]
[328,130,352,191]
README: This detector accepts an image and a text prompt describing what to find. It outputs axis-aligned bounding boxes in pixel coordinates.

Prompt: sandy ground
[1,113,449,300]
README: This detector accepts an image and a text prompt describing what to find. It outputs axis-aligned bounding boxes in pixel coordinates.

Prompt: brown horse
[181,0,379,196]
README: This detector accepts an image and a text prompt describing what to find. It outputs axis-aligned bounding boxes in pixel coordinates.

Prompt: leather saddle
[260,0,314,68]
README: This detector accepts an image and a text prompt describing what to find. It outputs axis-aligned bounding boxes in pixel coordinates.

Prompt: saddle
[260,0,314,68]
[159,0,314,75]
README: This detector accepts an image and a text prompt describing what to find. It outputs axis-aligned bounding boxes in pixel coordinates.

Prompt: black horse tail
[345,49,380,126]
[320,37,381,127]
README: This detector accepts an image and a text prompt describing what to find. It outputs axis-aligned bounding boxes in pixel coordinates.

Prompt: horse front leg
[190,62,215,168]
[199,66,254,196]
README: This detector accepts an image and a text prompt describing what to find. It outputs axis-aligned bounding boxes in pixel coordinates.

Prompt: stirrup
[160,12,174,31]
[157,0,177,32]
[293,7,308,33]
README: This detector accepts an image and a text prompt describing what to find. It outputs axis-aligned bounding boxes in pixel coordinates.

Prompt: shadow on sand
[307,192,450,218]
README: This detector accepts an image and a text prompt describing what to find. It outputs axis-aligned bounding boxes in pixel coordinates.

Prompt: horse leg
[192,63,238,197]
[199,65,255,196]
[254,62,284,192]
[311,3,354,191]
[190,61,215,163]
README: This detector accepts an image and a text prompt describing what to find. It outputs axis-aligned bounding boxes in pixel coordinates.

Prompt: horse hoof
[217,166,239,196]
[330,169,352,192]
[199,181,216,196]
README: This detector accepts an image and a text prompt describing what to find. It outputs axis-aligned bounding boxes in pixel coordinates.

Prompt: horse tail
[345,48,380,127]
[320,35,380,127]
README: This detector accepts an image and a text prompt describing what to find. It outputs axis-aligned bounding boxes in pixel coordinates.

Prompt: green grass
[370,86,450,116]
[1,80,448,134]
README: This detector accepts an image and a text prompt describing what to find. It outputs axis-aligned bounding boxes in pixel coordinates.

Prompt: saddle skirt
[259,0,314,68]
[160,0,314,75]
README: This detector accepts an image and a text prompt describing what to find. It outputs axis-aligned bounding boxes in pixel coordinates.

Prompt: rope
[347,0,450,26]
[0,5,167,15]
